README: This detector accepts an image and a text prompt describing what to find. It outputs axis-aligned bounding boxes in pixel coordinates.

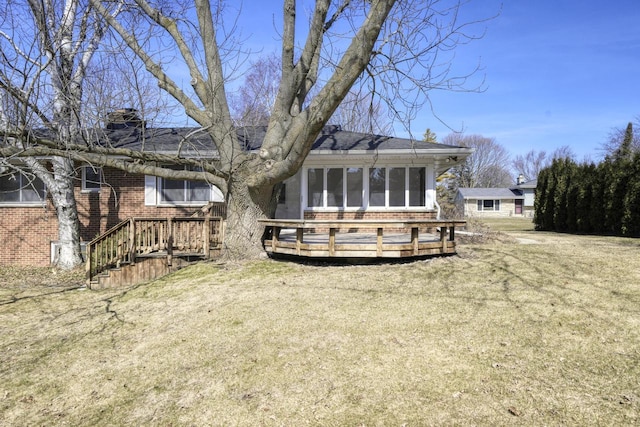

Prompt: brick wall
[303,210,438,233]
[0,166,209,267]
[303,210,437,221]
[0,203,58,266]
[76,168,199,241]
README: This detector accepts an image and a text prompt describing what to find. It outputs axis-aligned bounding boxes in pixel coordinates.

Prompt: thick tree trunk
[223,178,275,260]
[50,157,83,269]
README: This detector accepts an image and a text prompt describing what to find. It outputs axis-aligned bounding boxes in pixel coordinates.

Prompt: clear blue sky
[224,1,640,161]
[417,0,640,161]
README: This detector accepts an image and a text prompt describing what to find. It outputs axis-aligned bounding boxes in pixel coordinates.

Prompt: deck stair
[86,216,224,289]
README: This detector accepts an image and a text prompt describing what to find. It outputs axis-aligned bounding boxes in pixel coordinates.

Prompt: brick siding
[0,166,208,267]
[303,210,438,233]
[303,210,437,221]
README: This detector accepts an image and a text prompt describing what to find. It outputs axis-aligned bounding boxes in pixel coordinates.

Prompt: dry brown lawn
[1,220,639,426]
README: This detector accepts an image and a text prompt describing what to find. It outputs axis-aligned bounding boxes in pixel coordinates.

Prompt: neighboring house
[0,119,472,266]
[454,176,537,218]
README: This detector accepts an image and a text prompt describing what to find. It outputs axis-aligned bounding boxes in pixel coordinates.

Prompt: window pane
[21,177,45,202]
[307,168,324,207]
[160,165,211,203]
[327,168,344,207]
[369,167,385,207]
[483,199,494,209]
[477,200,482,211]
[84,167,101,190]
[0,174,21,202]
[346,168,363,207]
[389,168,406,207]
[188,181,210,202]
[409,167,425,206]
[495,200,500,211]
[161,178,185,202]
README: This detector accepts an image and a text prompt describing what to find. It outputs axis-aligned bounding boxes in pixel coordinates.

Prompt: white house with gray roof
[454,178,537,218]
[127,124,474,220]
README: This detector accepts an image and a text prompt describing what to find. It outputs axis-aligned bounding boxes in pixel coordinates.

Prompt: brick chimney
[105,108,145,130]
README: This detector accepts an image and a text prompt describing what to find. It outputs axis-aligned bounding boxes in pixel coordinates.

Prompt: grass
[1,224,639,426]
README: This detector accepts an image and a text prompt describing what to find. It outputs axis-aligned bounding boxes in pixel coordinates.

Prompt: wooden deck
[260,219,466,260]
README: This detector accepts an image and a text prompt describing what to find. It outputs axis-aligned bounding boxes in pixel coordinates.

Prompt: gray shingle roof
[511,179,537,189]
[457,188,523,199]
[96,125,465,157]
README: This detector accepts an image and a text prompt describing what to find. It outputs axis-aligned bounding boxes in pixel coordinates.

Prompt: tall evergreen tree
[611,122,635,161]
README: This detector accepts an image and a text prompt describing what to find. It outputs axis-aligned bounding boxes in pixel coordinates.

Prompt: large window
[409,167,426,206]
[346,168,363,207]
[0,170,45,204]
[327,168,344,207]
[159,165,212,204]
[477,199,500,211]
[389,168,406,207]
[369,168,386,207]
[307,168,324,207]
[306,166,427,209]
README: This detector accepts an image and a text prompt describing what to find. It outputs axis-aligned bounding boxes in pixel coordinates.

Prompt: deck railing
[259,219,466,258]
[86,216,223,284]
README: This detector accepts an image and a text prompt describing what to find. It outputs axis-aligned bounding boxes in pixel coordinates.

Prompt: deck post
[272,226,280,253]
[85,244,92,286]
[440,225,447,252]
[167,217,173,266]
[449,224,455,241]
[203,216,210,258]
[296,227,303,255]
[329,228,336,256]
[129,218,136,265]
[411,227,419,255]
[377,227,383,257]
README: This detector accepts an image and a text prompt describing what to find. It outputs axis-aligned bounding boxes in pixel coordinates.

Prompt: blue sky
[417,0,640,160]
[226,1,640,161]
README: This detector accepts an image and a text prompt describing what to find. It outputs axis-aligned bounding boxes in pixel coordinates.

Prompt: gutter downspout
[434,199,441,220]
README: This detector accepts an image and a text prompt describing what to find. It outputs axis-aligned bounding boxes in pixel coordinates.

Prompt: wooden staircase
[86,216,224,289]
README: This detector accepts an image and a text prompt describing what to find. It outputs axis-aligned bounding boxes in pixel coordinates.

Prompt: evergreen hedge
[534,154,640,237]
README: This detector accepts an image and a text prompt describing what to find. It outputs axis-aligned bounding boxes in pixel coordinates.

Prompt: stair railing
[86,216,224,285]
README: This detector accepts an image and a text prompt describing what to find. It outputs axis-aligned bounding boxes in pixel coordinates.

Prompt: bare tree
[512,150,548,182]
[5,0,491,258]
[230,53,281,128]
[329,90,393,134]
[512,145,575,182]
[0,0,119,268]
[550,145,575,161]
[231,52,393,134]
[442,133,512,189]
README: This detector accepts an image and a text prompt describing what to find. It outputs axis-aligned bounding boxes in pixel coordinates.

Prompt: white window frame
[477,199,500,212]
[0,170,46,206]
[303,165,429,210]
[81,166,102,193]
[144,166,224,207]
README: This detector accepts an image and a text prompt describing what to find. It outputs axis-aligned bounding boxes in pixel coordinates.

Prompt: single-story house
[1,121,473,266]
[454,176,537,218]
